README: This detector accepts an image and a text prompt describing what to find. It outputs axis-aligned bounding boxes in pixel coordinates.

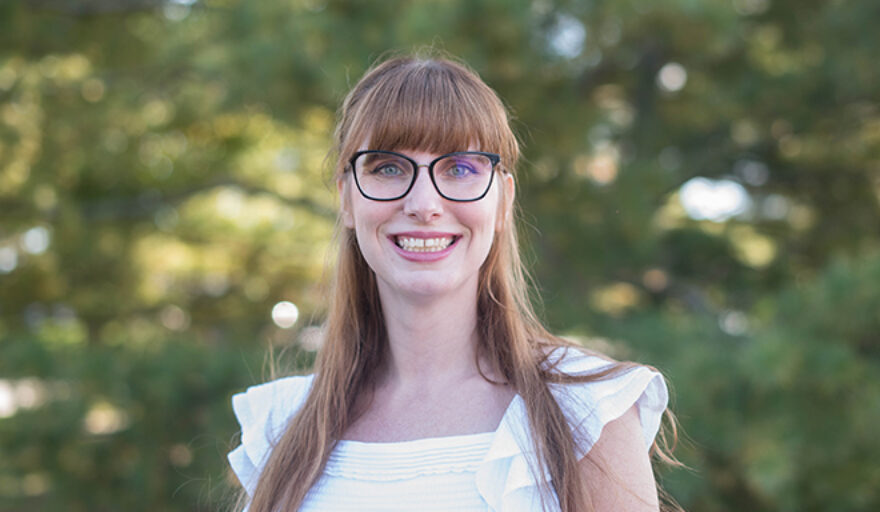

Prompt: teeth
[395,236,454,252]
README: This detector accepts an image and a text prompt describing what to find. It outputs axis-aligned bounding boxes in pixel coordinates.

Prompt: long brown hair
[240,51,679,512]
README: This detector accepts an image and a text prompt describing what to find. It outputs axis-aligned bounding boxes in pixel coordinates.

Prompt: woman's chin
[397,280,456,298]
[380,273,472,301]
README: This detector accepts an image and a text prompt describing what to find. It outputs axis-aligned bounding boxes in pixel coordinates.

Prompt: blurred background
[1,0,878,510]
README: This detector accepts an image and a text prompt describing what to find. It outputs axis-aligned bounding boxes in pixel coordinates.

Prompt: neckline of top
[335,430,497,452]
[321,348,608,447]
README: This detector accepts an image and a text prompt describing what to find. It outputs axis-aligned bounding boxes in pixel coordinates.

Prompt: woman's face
[339,147,514,301]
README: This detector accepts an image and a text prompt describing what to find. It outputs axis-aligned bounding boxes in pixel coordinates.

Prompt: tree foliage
[1,0,878,510]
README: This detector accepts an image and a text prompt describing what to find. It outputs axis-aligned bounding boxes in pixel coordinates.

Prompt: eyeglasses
[347,150,501,202]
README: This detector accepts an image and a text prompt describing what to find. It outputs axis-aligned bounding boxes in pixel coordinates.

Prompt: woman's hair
[241,52,679,512]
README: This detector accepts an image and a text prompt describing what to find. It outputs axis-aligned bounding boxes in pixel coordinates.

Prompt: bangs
[349,61,513,159]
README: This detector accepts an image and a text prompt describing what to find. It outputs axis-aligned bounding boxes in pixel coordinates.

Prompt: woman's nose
[402,165,443,222]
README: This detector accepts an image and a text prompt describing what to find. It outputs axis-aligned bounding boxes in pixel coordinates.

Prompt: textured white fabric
[300,433,494,511]
[227,348,669,511]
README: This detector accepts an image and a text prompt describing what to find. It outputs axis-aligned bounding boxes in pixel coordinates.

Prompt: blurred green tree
[0,0,878,510]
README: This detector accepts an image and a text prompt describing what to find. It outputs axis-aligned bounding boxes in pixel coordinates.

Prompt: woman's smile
[392,234,457,252]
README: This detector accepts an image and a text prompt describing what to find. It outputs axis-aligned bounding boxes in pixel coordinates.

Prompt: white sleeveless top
[228,349,668,512]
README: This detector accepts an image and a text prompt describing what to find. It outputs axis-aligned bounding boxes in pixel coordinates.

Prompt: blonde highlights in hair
[238,52,679,512]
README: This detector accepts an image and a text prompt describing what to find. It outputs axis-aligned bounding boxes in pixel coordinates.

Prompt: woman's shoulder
[475,346,669,509]
[540,344,669,457]
[227,374,315,495]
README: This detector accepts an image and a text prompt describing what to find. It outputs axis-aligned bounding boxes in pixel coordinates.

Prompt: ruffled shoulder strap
[548,347,668,459]
[476,348,668,511]
[227,374,315,496]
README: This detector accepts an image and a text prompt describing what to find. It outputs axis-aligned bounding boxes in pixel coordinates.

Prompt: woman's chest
[343,382,515,442]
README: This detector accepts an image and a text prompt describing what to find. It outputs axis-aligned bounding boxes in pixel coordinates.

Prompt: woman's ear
[496,171,515,232]
[338,177,355,228]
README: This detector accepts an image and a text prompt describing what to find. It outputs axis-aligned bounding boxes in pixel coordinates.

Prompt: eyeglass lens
[353,152,495,201]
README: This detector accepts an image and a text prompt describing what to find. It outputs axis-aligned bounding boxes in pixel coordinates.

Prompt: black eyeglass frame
[347,150,502,202]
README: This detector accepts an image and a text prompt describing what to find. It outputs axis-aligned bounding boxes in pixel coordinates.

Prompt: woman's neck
[375,279,483,392]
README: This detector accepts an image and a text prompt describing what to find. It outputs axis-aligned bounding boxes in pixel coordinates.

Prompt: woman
[228,53,678,512]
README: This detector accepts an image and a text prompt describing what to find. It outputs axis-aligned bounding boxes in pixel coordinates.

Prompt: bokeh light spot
[548,13,586,59]
[0,246,17,273]
[81,78,105,102]
[22,227,50,254]
[642,268,669,292]
[679,177,751,222]
[298,325,324,351]
[719,310,750,336]
[657,62,688,93]
[83,401,130,435]
[272,301,299,329]
[159,305,190,331]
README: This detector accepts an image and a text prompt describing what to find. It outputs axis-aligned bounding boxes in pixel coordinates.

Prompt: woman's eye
[447,163,475,178]
[373,163,405,176]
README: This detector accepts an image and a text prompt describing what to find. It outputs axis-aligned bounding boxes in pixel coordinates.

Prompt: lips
[389,232,460,258]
